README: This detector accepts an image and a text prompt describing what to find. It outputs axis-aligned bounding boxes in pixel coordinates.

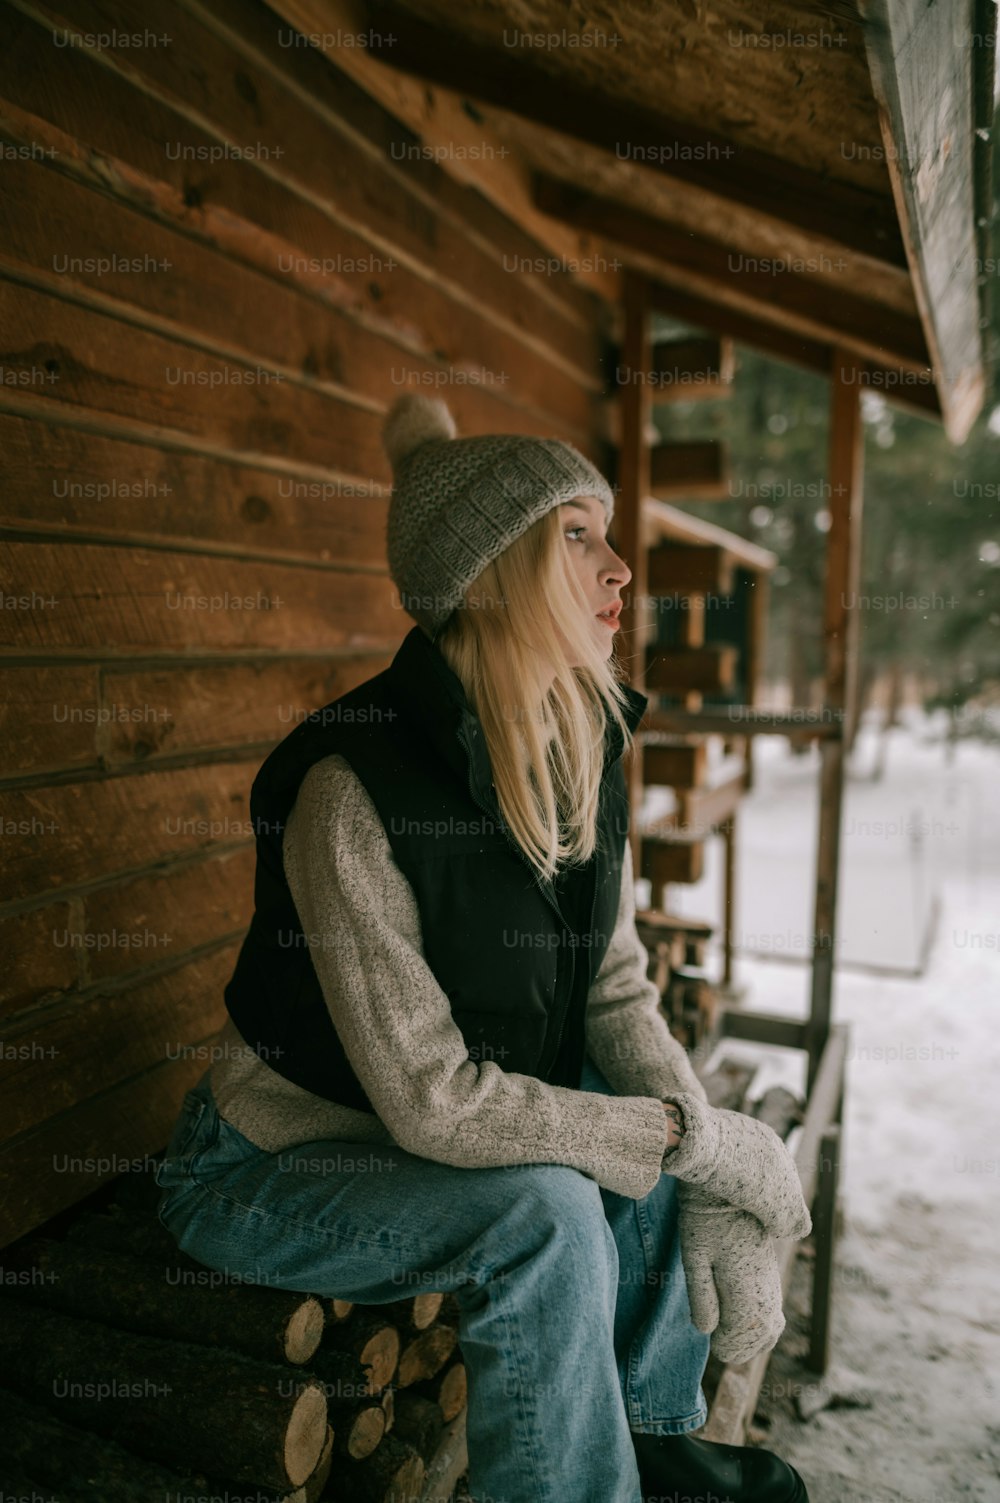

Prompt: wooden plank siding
[0,0,610,1246]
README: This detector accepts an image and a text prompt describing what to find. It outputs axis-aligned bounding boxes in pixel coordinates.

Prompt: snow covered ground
[668,712,1000,1502]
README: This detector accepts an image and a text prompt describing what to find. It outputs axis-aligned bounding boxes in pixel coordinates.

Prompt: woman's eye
[565,527,587,543]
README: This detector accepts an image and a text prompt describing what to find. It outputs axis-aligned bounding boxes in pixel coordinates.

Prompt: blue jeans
[155,1053,709,1503]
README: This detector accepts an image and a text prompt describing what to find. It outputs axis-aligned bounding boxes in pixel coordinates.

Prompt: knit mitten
[661,1090,812,1242]
[677,1181,787,1366]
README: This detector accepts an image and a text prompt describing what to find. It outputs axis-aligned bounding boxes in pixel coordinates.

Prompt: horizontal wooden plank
[644,499,777,573]
[640,837,704,886]
[0,414,390,563]
[634,908,714,942]
[650,336,735,404]
[0,540,401,655]
[645,706,843,742]
[645,644,739,694]
[0,151,595,442]
[0,102,598,452]
[0,1039,227,1248]
[0,939,237,1142]
[181,0,599,328]
[0,900,76,1022]
[648,545,735,597]
[0,656,395,778]
[0,760,254,907]
[82,846,253,984]
[0,271,586,473]
[719,1009,808,1052]
[640,737,707,789]
[0,848,252,1017]
[0,0,599,385]
[676,772,745,835]
[650,442,730,502]
[0,664,100,776]
[229,0,621,303]
[0,277,391,475]
[101,654,394,766]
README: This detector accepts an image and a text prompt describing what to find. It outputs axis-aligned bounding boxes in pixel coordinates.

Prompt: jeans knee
[509,1165,616,1279]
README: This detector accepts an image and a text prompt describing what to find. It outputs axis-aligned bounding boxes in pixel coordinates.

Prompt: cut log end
[284,1297,326,1365]
[437,1363,467,1422]
[284,1382,329,1488]
[323,1311,402,1393]
[345,1404,386,1459]
[410,1292,443,1329]
[396,1323,458,1388]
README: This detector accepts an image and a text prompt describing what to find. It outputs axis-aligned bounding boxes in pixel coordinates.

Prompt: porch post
[807,348,864,1091]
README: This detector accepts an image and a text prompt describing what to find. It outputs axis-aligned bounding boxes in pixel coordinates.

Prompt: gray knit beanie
[382,394,617,641]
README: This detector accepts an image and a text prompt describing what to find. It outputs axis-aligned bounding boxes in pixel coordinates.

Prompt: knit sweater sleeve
[584,839,709,1104]
[280,753,672,1200]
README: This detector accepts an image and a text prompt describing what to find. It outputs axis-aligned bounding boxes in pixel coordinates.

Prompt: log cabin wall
[0,0,608,1247]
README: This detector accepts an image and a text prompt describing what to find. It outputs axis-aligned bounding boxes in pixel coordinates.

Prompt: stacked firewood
[635,907,717,1049]
[0,1202,466,1502]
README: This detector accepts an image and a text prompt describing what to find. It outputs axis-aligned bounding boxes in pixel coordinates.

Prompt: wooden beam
[641,834,705,888]
[616,271,653,878]
[648,546,736,597]
[645,644,739,694]
[676,773,746,837]
[824,353,866,748]
[650,442,730,502]
[744,570,771,788]
[646,707,842,742]
[807,349,864,1089]
[650,335,735,403]
[357,0,906,267]
[258,0,621,301]
[640,736,708,788]
[644,499,777,573]
[808,1123,841,1373]
[861,0,986,442]
[722,814,737,989]
[642,278,945,425]
[679,576,706,714]
[720,1009,809,1052]
[536,176,930,375]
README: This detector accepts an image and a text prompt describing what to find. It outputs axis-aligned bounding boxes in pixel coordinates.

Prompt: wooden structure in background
[0,0,992,1481]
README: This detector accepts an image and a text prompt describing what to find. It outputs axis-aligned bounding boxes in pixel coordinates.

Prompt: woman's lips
[596,612,620,630]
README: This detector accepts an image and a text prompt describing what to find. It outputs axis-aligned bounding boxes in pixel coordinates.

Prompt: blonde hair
[435,505,636,885]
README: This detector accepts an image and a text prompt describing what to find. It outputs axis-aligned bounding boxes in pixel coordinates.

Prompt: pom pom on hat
[382,393,457,470]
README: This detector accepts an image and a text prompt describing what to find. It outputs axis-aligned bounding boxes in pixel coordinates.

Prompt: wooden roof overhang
[265,0,996,443]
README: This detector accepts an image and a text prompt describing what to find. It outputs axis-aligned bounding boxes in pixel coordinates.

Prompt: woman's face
[558,494,632,666]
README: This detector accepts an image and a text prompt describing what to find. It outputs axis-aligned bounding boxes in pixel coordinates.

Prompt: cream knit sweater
[209,754,707,1201]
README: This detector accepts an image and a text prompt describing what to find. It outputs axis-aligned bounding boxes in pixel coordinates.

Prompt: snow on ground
[674,713,1000,1503]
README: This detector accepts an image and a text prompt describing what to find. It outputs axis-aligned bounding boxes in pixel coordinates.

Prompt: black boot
[632,1429,809,1503]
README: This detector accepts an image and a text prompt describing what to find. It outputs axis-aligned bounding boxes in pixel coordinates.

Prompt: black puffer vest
[224,625,648,1113]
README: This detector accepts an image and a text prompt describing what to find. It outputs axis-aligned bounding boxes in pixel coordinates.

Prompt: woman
[156,394,812,1503]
